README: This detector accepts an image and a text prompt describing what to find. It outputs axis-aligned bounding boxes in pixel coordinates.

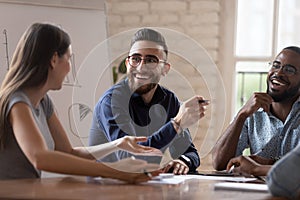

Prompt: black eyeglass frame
[268,61,298,75]
[127,55,167,69]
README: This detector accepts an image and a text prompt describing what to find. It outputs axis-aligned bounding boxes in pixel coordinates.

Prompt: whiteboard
[0,2,112,146]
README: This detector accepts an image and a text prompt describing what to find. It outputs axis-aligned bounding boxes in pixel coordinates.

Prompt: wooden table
[0,175,287,200]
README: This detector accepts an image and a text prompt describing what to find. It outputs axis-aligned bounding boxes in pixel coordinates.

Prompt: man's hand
[239,92,273,117]
[162,159,189,175]
[226,155,261,176]
[226,155,272,176]
[173,95,209,130]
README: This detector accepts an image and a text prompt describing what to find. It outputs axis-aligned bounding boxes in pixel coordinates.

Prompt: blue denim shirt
[89,79,200,172]
[267,143,300,199]
[236,97,300,160]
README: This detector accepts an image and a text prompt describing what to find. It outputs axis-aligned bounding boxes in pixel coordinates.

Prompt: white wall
[0,2,111,146]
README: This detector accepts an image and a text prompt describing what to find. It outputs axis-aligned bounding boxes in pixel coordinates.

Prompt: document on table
[189,174,257,182]
[145,174,258,185]
[93,173,260,185]
[146,174,188,185]
[214,182,269,193]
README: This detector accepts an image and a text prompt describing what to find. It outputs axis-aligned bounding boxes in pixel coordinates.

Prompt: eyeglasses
[269,61,297,75]
[127,55,166,69]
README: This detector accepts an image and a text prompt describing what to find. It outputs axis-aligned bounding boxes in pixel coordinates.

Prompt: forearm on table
[212,113,248,170]
[34,150,123,178]
[253,164,272,176]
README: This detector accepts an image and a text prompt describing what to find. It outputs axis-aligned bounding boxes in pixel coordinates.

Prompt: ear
[50,52,59,69]
[162,62,171,76]
[125,57,130,72]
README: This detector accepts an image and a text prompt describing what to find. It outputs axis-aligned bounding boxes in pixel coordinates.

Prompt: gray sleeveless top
[0,91,54,179]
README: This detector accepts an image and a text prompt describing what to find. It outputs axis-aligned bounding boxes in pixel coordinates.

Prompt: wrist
[236,111,249,122]
[111,139,121,151]
[179,155,191,167]
[171,118,183,133]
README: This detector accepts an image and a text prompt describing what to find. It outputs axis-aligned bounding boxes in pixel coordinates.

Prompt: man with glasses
[212,46,300,175]
[89,28,208,174]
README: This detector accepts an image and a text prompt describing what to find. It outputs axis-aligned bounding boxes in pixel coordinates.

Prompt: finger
[178,164,186,175]
[148,148,163,156]
[134,145,155,152]
[261,102,271,113]
[199,112,205,119]
[199,104,208,111]
[134,137,148,142]
[261,105,269,113]
[261,93,273,102]
[151,170,162,177]
[232,166,241,174]
[173,163,181,174]
[132,147,163,156]
[183,167,189,174]
[198,100,210,106]
[226,162,234,171]
[161,167,168,173]
[226,158,238,171]
[257,99,271,111]
[255,94,273,106]
[162,162,173,173]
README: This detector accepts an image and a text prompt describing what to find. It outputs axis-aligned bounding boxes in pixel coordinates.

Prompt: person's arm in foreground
[10,103,159,183]
[212,92,273,170]
[267,145,300,199]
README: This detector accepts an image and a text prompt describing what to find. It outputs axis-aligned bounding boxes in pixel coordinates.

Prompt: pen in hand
[228,165,235,174]
[228,164,265,182]
[198,100,209,104]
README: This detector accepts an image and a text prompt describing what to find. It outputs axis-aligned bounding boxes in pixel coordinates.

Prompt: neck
[23,86,47,108]
[141,85,157,104]
[271,97,298,122]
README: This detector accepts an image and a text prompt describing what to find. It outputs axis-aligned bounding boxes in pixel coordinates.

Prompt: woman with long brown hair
[0,23,160,182]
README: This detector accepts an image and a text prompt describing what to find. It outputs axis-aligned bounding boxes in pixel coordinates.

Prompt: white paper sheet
[214,182,269,193]
[145,174,258,185]
[188,174,258,182]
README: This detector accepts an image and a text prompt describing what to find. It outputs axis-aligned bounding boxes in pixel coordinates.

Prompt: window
[234,0,300,112]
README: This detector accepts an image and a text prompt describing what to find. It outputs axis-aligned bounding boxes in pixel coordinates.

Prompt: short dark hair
[283,46,300,55]
[130,28,168,56]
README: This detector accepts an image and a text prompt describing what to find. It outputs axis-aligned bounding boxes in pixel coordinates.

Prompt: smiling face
[267,49,300,102]
[126,40,169,95]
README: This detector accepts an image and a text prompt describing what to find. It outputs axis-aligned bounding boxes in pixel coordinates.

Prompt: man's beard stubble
[128,71,160,95]
[267,82,300,102]
[130,82,157,95]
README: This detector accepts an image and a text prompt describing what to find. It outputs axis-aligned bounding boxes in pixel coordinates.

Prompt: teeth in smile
[272,80,285,86]
[135,74,149,79]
